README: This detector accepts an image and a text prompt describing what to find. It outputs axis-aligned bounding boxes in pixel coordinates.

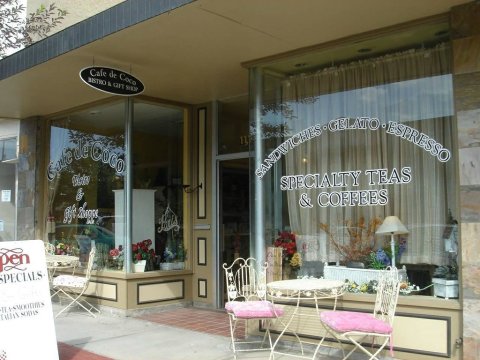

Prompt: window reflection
[48,101,125,269]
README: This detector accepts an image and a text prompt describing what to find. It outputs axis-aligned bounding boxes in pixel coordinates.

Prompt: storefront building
[1,1,479,359]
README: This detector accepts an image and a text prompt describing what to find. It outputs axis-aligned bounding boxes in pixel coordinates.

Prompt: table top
[45,254,79,268]
[267,278,345,299]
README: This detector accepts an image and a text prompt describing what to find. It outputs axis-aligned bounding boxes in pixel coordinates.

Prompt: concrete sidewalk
[53,304,391,360]
[54,307,235,360]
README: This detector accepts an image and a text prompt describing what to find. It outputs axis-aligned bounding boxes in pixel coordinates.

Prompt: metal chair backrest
[223,257,267,302]
[373,267,401,326]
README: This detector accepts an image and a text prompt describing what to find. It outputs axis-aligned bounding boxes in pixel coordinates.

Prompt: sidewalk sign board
[0,240,58,359]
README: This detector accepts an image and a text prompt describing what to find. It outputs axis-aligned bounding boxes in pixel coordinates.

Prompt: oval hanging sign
[79,66,144,96]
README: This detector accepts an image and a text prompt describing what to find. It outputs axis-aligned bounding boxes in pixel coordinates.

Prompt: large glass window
[47,99,187,272]
[251,43,458,295]
[48,101,125,268]
[132,101,185,271]
[0,120,19,241]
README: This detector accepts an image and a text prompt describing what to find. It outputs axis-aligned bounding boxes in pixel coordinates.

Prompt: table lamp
[376,216,409,268]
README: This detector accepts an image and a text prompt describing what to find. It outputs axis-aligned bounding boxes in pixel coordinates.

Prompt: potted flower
[160,247,176,270]
[55,234,78,256]
[367,238,407,269]
[432,263,458,299]
[109,245,124,270]
[273,231,301,279]
[173,243,187,270]
[132,239,155,272]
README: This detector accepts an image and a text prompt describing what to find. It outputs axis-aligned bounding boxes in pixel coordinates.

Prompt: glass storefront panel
[251,43,459,295]
[47,99,187,272]
[132,100,185,271]
[0,119,19,241]
[48,101,126,269]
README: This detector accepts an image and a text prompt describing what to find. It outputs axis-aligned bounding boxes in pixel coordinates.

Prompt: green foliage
[433,265,458,280]
[176,242,187,261]
[367,252,386,270]
[0,0,67,58]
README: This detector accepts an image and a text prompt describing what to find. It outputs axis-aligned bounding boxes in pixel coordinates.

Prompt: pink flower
[109,248,120,257]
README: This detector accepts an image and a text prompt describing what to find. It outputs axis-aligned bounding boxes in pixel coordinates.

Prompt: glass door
[219,158,249,303]
[219,158,249,263]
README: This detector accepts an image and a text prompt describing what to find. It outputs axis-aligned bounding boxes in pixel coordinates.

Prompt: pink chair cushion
[320,311,392,334]
[225,300,284,319]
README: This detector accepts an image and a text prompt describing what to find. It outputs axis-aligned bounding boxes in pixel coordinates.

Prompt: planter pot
[160,262,174,271]
[432,278,459,299]
[133,260,146,273]
[173,261,185,270]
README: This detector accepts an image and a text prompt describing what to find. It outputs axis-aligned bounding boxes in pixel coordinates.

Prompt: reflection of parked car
[96,214,123,232]
[55,224,115,249]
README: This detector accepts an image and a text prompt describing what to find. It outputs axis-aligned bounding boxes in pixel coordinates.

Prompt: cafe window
[47,99,187,272]
[251,42,459,295]
[132,100,185,271]
[47,101,126,268]
[0,137,17,162]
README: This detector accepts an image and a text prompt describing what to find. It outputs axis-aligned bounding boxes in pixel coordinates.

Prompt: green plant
[433,265,458,280]
[163,247,176,262]
[176,243,187,262]
[1,1,67,58]
[367,251,386,269]
[367,240,407,269]
[132,239,155,263]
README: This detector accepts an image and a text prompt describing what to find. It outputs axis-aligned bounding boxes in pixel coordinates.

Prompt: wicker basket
[323,264,407,284]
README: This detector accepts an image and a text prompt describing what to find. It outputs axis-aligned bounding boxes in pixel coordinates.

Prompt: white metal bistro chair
[51,247,100,318]
[223,257,284,359]
[318,267,401,360]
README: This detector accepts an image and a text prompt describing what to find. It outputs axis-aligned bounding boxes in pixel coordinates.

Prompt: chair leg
[256,319,275,353]
[346,335,389,360]
[317,325,347,359]
[228,315,238,358]
[228,316,278,358]
[55,289,100,318]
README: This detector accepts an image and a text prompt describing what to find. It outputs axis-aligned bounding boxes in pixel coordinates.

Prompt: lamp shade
[376,216,409,235]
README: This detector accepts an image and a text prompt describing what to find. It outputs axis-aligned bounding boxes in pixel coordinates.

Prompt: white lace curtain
[281,44,456,266]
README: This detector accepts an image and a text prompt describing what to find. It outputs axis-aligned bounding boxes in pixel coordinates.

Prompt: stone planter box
[432,278,459,299]
[323,264,407,284]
